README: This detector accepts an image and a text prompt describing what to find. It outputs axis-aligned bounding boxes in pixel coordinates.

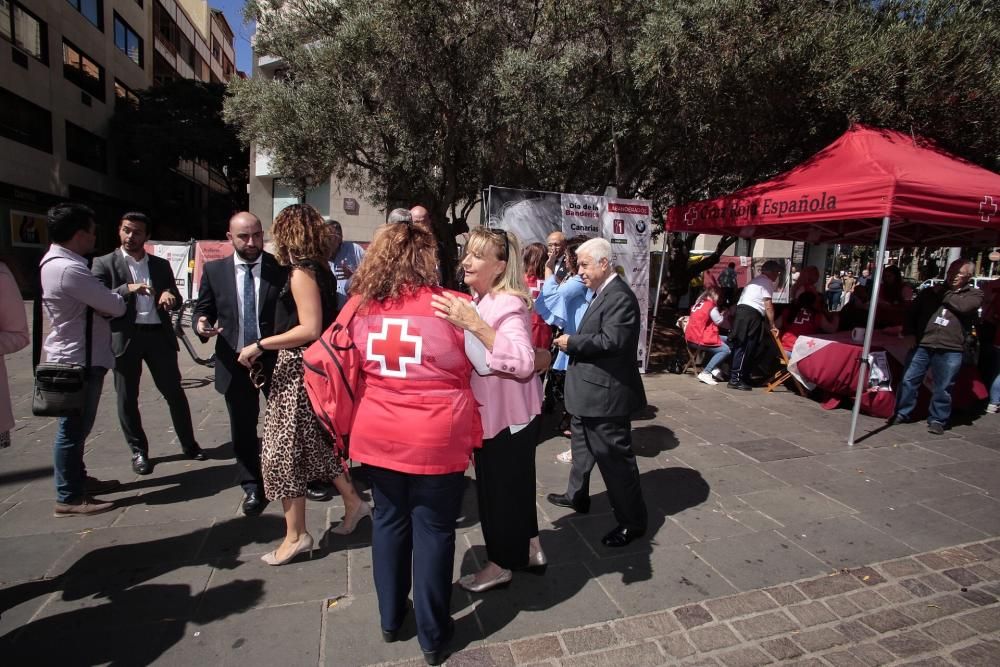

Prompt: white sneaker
[697,371,718,385]
[556,449,572,463]
[987,403,999,414]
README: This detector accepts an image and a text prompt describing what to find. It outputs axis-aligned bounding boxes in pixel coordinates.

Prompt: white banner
[603,199,653,372]
[560,194,603,239]
[146,242,192,300]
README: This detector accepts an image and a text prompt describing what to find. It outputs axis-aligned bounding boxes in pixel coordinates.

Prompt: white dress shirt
[233,253,262,352]
[121,249,159,324]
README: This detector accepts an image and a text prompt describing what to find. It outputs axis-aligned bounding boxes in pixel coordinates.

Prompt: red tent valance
[665,125,1000,247]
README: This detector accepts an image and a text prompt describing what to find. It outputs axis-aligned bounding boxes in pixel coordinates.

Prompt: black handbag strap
[34,257,92,372]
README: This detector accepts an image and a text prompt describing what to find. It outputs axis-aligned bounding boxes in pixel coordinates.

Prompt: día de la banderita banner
[487,186,652,372]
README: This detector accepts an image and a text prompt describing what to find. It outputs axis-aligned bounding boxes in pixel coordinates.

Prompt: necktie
[242,264,258,347]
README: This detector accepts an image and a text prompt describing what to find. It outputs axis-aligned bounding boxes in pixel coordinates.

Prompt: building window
[211,36,220,62]
[1,1,48,63]
[222,55,234,79]
[113,13,142,67]
[63,40,105,102]
[154,1,177,52]
[114,79,139,107]
[178,32,194,68]
[0,86,52,152]
[66,121,107,173]
[66,0,102,31]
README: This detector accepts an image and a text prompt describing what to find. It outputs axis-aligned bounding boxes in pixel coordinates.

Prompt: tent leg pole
[848,215,891,446]
[646,230,670,369]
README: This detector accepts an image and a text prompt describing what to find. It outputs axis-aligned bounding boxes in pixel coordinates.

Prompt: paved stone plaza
[2,315,1000,665]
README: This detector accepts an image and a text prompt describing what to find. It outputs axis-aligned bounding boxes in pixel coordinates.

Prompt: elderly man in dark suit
[547,237,648,547]
[92,213,203,476]
[194,212,287,515]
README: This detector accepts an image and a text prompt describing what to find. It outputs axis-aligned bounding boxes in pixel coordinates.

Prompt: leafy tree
[226,0,1000,297]
[111,79,249,239]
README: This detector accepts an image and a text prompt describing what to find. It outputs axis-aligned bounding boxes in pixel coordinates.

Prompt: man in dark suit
[547,237,648,547]
[93,213,204,476]
[194,212,286,515]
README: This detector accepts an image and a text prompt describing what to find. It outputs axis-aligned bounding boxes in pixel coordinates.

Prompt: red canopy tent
[666,124,1000,246]
[662,125,1000,444]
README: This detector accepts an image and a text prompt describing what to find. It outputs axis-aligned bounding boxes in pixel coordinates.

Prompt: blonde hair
[465,228,532,310]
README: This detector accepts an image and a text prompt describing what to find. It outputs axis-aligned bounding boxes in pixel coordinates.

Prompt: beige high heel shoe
[261,533,314,566]
[332,501,372,535]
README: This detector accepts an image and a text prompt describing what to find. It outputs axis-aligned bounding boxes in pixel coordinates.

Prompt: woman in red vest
[345,220,483,666]
[685,287,731,385]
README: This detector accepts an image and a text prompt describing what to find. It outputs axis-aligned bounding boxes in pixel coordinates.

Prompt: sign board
[487,186,652,372]
[145,242,193,299]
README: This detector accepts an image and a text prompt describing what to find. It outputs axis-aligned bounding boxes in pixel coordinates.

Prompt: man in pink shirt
[40,203,148,516]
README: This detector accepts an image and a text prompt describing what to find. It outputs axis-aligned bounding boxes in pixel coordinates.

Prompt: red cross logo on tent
[368,318,422,378]
[806,339,817,349]
[981,195,998,223]
[684,208,699,226]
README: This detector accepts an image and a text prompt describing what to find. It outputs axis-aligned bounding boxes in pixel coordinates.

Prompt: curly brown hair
[349,222,439,304]
[270,203,331,266]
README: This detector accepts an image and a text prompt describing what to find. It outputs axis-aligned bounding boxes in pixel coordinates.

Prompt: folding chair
[676,316,705,376]
[765,329,809,396]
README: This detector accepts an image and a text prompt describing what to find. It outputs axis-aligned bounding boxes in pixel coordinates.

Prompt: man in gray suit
[547,237,648,547]
[92,213,203,476]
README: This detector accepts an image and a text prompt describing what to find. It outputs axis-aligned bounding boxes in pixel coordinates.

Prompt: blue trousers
[53,367,107,503]
[894,346,963,426]
[365,466,465,652]
[692,335,730,374]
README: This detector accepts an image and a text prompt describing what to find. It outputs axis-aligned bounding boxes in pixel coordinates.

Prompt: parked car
[916,278,944,292]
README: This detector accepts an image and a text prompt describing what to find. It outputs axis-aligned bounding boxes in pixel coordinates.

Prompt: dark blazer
[92,249,182,357]
[193,252,287,394]
[564,276,647,418]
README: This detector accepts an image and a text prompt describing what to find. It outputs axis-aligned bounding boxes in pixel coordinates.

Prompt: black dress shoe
[546,492,589,514]
[727,381,752,391]
[601,525,646,548]
[182,444,207,461]
[421,619,455,666]
[131,452,152,475]
[306,482,334,502]
[242,491,266,516]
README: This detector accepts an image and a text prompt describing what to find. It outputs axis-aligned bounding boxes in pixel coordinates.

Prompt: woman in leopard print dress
[238,204,369,566]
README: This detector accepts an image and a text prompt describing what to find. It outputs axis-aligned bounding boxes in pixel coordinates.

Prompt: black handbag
[32,258,93,417]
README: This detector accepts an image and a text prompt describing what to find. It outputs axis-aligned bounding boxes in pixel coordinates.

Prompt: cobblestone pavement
[395,539,1000,666]
[1,306,999,665]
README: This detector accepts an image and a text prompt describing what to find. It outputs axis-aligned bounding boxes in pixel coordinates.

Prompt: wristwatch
[255,339,266,352]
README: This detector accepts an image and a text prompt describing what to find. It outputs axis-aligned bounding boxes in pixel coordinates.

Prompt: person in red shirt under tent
[684,286,732,385]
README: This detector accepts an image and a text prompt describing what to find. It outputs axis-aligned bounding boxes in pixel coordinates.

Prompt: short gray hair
[577,237,611,264]
[387,208,412,224]
[324,218,343,234]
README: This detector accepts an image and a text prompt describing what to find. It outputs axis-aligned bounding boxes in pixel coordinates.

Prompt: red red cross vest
[347,286,483,475]
[685,298,722,347]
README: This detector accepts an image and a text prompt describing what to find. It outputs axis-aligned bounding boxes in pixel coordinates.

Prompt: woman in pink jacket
[432,228,549,594]
[0,261,29,448]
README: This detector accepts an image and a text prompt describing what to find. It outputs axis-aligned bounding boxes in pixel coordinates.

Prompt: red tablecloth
[787,332,987,418]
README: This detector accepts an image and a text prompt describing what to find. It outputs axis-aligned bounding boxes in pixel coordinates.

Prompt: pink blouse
[471,291,543,439]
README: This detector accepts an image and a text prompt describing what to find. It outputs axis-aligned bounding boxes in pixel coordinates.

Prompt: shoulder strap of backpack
[334,295,362,330]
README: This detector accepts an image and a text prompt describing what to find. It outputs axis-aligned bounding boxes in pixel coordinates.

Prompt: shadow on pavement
[0,515,285,664]
[451,466,709,646]
[631,424,679,457]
